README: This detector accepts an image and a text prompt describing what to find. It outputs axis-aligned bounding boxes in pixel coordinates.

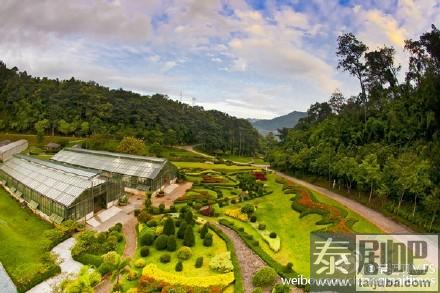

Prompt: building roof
[0,139,27,154]
[46,142,61,147]
[52,148,167,179]
[0,155,105,207]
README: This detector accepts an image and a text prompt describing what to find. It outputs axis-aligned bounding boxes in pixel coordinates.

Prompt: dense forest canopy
[0,63,259,155]
[267,26,440,231]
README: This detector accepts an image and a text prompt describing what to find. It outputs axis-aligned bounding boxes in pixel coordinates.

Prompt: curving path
[274,171,412,233]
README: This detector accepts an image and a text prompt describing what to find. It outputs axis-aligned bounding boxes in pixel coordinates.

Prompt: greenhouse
[0,155,123,221]
[0,139,28,162]
[52,148,177,192]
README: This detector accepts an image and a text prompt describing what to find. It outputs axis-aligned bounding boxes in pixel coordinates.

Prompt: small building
[52,148,177,192]
[45,142,61,152]
[0,140,28,162]
[0,155,122,221]
[0,140,11,147]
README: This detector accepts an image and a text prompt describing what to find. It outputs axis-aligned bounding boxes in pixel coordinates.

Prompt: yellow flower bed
[224,208,248,221]
[142,264,234,289]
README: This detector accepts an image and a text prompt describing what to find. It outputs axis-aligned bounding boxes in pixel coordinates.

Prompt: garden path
[151,182,192,208]
[26,238,82,293]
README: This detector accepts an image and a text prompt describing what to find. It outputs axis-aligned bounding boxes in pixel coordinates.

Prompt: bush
[109,223,123,232]
[252,267,277,287]
[74,253,103,267]
[177,221,187,239]
[126,269,139,281]
[285,262,293,273]
[160,254,171,263]
[250,215,257,222]
[98,262,113,275]
[272,284,290,293]
[252,288,263,293]
[195,256,204,268]
[177,246,192,260]
[167,235,177,252]
[203,233,213,247]
[183,226,195,247]
[258,223,266,230]
[134,258,146,268]
[209,252,233,273]
[200,223,209,239]
[155,235,168,250]
[269,232,277,239]
[175,261,183,272]
[140,232,155,246]
[109,231,123,242]
[159,203,165,213]
[146,219,158,227]
[163,217,175,235]
[140,246,150,257]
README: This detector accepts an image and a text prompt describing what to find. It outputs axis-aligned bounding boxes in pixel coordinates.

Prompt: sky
[1,0,439,119]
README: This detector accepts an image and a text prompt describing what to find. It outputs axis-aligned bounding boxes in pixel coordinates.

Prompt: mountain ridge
[250,111,307,134]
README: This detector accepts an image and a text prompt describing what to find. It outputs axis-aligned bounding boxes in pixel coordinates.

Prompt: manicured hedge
[16,262,61,293]
[210,224,245,293]
[72,253,103,267]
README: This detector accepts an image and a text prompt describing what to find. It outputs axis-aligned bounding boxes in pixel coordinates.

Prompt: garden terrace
[52,147,177,192]
[0,155,120,221]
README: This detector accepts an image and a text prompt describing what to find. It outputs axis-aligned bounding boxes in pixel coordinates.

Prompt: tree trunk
[412,194,418,217]
[397,191,405,212]
[429,213,437,231]
[368,183,373,202]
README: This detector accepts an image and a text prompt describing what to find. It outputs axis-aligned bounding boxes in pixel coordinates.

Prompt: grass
[220,154,268,165]
[0,188,58,289]
[217,173,382,277]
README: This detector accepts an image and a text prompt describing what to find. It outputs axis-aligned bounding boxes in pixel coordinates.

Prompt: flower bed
[141,264,234,290]
[224,208,248,222]
[250,222,280,252]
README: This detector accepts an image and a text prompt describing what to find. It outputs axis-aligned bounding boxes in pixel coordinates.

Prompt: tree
[34,119,50,143]
[328,90,345,114]
[336,32,368,122]
[423,188,440,231]
[163,218,175,236]
[102,251,130,290]
[58,119,75,135]
[183,226,195,247]
[359,154,381,202]
[200,223,209,239]
[177,221,187,239]
[116,136,145,155]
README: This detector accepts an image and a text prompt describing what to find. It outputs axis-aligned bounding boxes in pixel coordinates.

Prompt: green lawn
[218,174,382,277]
[0,188,58,289]
[220,154,268,165]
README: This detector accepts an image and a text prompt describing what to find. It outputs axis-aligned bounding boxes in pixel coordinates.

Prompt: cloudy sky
[1,0,439,119]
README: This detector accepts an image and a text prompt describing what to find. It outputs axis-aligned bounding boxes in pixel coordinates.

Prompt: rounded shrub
[250,215,257,222]
[166,235,177,252]
[159,254,171,263]
[98,262,114,275]
[252,267,277,287]
[269,232,277,239]
[272,284,290,293]
[146,219,158,227]
[126,269,138,281]
[258,223,266,230]
[203,234,213,247]
[134,258,146,268]
[285,262,293,273]
[155,234,168,250]
[195,256,204,268]
[177,246,192,260]
[159,203,165,213]
[175,261,183,272]
[140,246,150,257]
[251,288,263,293]
[140,232,155,246]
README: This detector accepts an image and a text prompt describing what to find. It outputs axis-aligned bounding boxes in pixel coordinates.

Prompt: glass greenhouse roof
[0,155,105,207]
[52,148,167,179]
[0,139,27,154]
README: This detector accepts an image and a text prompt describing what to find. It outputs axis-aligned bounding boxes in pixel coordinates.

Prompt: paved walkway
[151,182,192,208]
[27,238,82,293]
[275,171,412,233]
[0,263,16,293]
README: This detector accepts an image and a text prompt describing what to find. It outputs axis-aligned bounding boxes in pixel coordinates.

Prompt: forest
[0,64,259,155]
[267,26,440,232]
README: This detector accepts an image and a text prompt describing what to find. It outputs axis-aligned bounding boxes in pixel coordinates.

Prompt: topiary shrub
[183,226,195,247]
[203,233,213,247]
[269,232,277,239]
[250,215,257,222]
[177,221,187,239]
[146,219,158,227]
[258,223,266,230]
[209,252,233,273]
[195,256,203,268]
[163,217,175,236]
[199,223,209,239]
[285,262,293,273]
[98,262,113,275]
[160,254,171,263]
[272,284,290,293]
[140,232,155,246]
[175,261,183,272]
[251,288,263,293]
[140,246,150,257]
[177,246,192,260]
[134,258,146,268]
[126,269,139,281]
[166,235,177,252]
[252,267,277,287]
[155,235,168,250]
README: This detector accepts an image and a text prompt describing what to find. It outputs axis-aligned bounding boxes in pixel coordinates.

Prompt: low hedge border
[210,224,245,293]
[16,262,61,293]
[218,219,305,290]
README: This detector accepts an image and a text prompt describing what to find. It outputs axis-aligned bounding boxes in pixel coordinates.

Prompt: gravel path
[275,171,412,233]
[215,223,267,293]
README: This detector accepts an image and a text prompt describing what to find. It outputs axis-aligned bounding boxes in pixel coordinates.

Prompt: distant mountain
[250,111,307,135]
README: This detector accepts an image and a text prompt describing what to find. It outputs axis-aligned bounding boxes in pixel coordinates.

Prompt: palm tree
[111,255,130,290]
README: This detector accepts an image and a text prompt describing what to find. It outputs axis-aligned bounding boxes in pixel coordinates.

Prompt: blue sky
[1,0,439,118]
